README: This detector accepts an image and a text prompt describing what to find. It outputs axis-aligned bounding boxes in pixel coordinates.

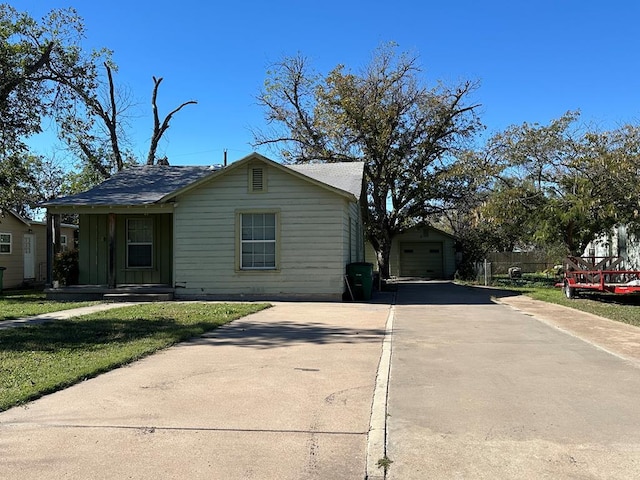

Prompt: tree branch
[147,76,197,165]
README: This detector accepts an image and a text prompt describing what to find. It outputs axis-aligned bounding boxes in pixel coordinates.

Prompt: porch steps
[103,292,174,302]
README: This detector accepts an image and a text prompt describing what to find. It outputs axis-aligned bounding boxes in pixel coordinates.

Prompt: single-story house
[0,210,77,289]
[43,153,365,300]
[365,225,457,279]
[586,225,640,268]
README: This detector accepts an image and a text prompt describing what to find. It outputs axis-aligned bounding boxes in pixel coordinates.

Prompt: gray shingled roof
[43,165,217,206]
[43,159,364,207]
[288,162,365,199]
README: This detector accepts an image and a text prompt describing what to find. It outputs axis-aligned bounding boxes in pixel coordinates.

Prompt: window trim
[0,233,11,254]
[126,217,154,269]
[236,210,280,271]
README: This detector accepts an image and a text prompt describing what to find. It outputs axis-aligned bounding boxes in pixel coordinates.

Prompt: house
[43,153,365,300]
[0,210,77,289]
[586,225,640,268]
[364,225,457,279]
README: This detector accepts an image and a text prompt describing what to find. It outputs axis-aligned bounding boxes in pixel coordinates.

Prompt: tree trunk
[375,235,393,279]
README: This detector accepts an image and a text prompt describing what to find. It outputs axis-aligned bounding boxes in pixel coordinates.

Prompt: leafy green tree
[475,112,640,256]
[1,5,197,215]
[0,4,108,212]
[253,44,482,277]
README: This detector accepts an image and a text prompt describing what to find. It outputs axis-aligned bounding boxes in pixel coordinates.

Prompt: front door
[23,233,35,279]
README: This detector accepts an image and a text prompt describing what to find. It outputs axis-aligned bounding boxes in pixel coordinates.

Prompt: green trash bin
[0,266,5,294]
[346,262,374,301]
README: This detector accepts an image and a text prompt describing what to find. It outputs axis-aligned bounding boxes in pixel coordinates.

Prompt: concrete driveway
[3,283,640,479]
[0,301,389,480]
[386,281,640,479]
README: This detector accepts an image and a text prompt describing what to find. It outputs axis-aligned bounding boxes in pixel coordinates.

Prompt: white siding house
[586,225,640,268]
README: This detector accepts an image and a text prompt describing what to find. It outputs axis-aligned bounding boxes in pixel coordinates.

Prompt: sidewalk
[0,302,137,329]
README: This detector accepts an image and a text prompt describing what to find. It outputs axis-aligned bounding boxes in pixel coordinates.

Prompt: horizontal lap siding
[0,215,27,288]
[0,217,76,288]
[173,164,349,297]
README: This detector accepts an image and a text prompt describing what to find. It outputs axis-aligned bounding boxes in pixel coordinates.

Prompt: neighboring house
[43,153,365,300]
[586,225,640,268]
[0,210,77,289]
[365,225,457,279]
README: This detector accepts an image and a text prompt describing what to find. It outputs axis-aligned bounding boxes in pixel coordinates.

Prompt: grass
[0,302,269,411]
[486,274,640,328]
[0,290,101,321]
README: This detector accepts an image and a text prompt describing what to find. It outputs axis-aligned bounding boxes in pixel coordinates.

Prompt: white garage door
[399,242,444,278]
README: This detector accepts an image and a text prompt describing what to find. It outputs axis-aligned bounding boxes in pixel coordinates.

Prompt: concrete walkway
[386,282,640,479]
[0,300,390,480]
[0,302,137,329]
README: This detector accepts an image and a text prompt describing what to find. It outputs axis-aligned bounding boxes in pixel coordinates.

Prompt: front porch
[45,284,175,302]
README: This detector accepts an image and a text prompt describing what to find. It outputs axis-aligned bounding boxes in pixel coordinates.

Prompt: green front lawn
[489,274,640,328]
[0,302,269,411]
[0,290,101,321]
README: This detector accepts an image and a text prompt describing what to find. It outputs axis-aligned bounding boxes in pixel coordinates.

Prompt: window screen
[127,218,153,268]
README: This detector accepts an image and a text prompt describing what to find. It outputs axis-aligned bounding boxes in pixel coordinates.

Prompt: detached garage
[365,225,457,279]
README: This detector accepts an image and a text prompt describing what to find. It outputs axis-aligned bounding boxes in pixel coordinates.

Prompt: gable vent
[251,167,264,191]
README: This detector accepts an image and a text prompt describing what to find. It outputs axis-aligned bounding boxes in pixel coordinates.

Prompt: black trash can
[346,262,374,300]
[0,266,5,294]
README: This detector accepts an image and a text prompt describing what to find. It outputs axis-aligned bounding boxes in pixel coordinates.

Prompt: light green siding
[174,162,359,299]
[344,200,364,266]
[78,213,172,285]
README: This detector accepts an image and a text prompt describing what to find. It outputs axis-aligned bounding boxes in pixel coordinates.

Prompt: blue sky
[18,0,640,167]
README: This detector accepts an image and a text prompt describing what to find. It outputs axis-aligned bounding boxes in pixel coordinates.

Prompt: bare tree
[147,76,197,165]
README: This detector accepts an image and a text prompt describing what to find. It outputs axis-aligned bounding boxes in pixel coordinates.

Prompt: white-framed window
[0,233,11,254]
[60,235,68,252]
[126,218,153,268]
[240,213,277,269]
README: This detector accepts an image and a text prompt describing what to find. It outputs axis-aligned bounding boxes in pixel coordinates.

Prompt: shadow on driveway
[192,319,387,349]
[394,280,521,306]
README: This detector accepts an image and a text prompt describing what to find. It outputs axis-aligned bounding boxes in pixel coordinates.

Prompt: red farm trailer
[558,256,640,299]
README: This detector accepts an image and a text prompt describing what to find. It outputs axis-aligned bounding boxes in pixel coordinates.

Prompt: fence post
[484,259,488,286]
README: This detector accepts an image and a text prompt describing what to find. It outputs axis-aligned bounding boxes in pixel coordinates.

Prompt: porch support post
[46,212,53,287]
[46,212,61,287]
[108,213,116,288]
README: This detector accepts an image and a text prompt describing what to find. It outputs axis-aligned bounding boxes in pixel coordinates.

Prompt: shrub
[53,249,79,285]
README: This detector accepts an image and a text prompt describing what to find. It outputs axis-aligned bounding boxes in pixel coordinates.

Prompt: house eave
[46,203,175,215]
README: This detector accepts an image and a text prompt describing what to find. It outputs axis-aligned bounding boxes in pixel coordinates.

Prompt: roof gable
[164,153,364,202]
[43,153,365,208]
[0,210,30,226]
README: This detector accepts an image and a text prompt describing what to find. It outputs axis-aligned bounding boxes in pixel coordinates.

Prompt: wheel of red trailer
[563,281,575,299]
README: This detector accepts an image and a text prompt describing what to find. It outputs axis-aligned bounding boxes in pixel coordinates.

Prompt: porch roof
[42,165,218,207]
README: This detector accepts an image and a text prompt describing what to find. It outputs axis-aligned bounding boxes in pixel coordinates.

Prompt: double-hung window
[240,213,276,269]
[0,233,11,254]
[126,218,153,268]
